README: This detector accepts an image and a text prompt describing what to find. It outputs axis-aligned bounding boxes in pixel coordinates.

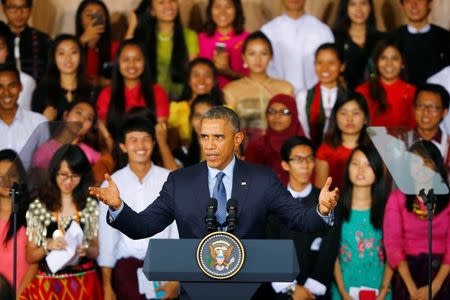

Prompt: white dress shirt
[261,14,334,92]
[407,24,431,34]
[0,107,47,169]
[97,164,179,268]
[427,66,450,135]
[296,85,338,138]
[18,72,36,111]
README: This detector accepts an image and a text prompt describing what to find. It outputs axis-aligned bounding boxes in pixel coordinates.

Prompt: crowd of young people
[0,0,449,299]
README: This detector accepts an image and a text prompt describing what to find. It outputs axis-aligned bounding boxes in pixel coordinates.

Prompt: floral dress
[331,209,391,299]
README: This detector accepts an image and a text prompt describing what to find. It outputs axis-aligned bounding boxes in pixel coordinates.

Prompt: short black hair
[0,63,20,83]
[202,106,240,133]
[414,83,450,110]
[119,116,155,144]
[1,0,32,7]
[281,136,315,162]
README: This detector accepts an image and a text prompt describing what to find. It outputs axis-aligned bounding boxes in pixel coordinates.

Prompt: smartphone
[215,42,226,53]
[90,12,104,26]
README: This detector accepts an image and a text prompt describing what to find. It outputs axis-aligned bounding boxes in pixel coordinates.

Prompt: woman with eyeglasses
[245,94,304,185]
[22,145,102,300]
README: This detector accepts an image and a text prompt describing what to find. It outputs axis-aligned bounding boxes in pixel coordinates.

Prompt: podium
[143,239,299,300]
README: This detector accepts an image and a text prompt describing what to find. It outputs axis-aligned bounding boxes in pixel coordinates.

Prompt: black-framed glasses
[289,155,315,164]
[414,103,443,113]
[5,5,30,12]
[56,172,81,181]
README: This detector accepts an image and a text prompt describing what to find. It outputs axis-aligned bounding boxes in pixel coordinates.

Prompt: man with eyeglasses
[413,83,450,167]
[268,136,338,300]
[0,0,51,80]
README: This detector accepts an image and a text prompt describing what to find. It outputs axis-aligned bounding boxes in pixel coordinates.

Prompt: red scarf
[306,84,325,144]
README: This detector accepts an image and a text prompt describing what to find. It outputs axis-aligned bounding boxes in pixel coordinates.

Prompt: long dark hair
[324,92,370,148]
[107,39,156,138]
[40,145,93,212]
[75,0,112,76]
[178,57,223,104]
[340,144,387,229]
[406,140,450,216]
[204,0,245,36]
[333,0,377,35]
[369,38,407,114]
[0,150,28,245]
[39,34,92,108]
[133,0,189,84]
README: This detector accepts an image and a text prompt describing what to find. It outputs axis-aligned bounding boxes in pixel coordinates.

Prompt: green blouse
[157,28,199,99]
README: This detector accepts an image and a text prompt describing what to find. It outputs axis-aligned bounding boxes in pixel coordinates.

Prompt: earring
[243,63,248,69]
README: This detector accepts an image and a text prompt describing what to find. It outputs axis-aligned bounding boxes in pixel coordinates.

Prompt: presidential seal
[196,231,245,279]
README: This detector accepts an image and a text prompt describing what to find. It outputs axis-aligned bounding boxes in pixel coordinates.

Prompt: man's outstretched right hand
[89,174,122,210]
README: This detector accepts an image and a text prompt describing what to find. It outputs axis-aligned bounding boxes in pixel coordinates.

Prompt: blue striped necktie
[214,172,227,225]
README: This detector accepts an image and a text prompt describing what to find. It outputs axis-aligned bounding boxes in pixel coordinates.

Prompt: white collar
[125,163,155,184]
[288,183,313,199]
[0,106,22,125]
[207,156,236,181]
[320,85,338,94]
[407,24,431,34]
[282,13,308,24]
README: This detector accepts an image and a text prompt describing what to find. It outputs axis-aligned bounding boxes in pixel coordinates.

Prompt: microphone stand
[419,188,436,300]
[9,182,25,296]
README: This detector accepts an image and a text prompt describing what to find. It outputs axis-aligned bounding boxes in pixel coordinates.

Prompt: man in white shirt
[261,0,334,92]
[0,64,46,168]
[97,116,179,300]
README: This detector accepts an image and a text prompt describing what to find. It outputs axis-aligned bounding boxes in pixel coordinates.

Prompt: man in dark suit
[91,106,338,237]
[268,136,339,300]
[90,107,339,298]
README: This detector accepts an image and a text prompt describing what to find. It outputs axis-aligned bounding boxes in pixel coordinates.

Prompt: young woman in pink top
[0,150,36,296]
[383,141,450,299]
[199,0,249,87]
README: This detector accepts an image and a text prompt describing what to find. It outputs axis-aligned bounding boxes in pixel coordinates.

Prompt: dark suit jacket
[108,159,329,240]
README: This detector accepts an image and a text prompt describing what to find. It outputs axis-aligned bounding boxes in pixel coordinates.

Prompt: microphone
[225,199,238,233]
[205,198,219,232]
